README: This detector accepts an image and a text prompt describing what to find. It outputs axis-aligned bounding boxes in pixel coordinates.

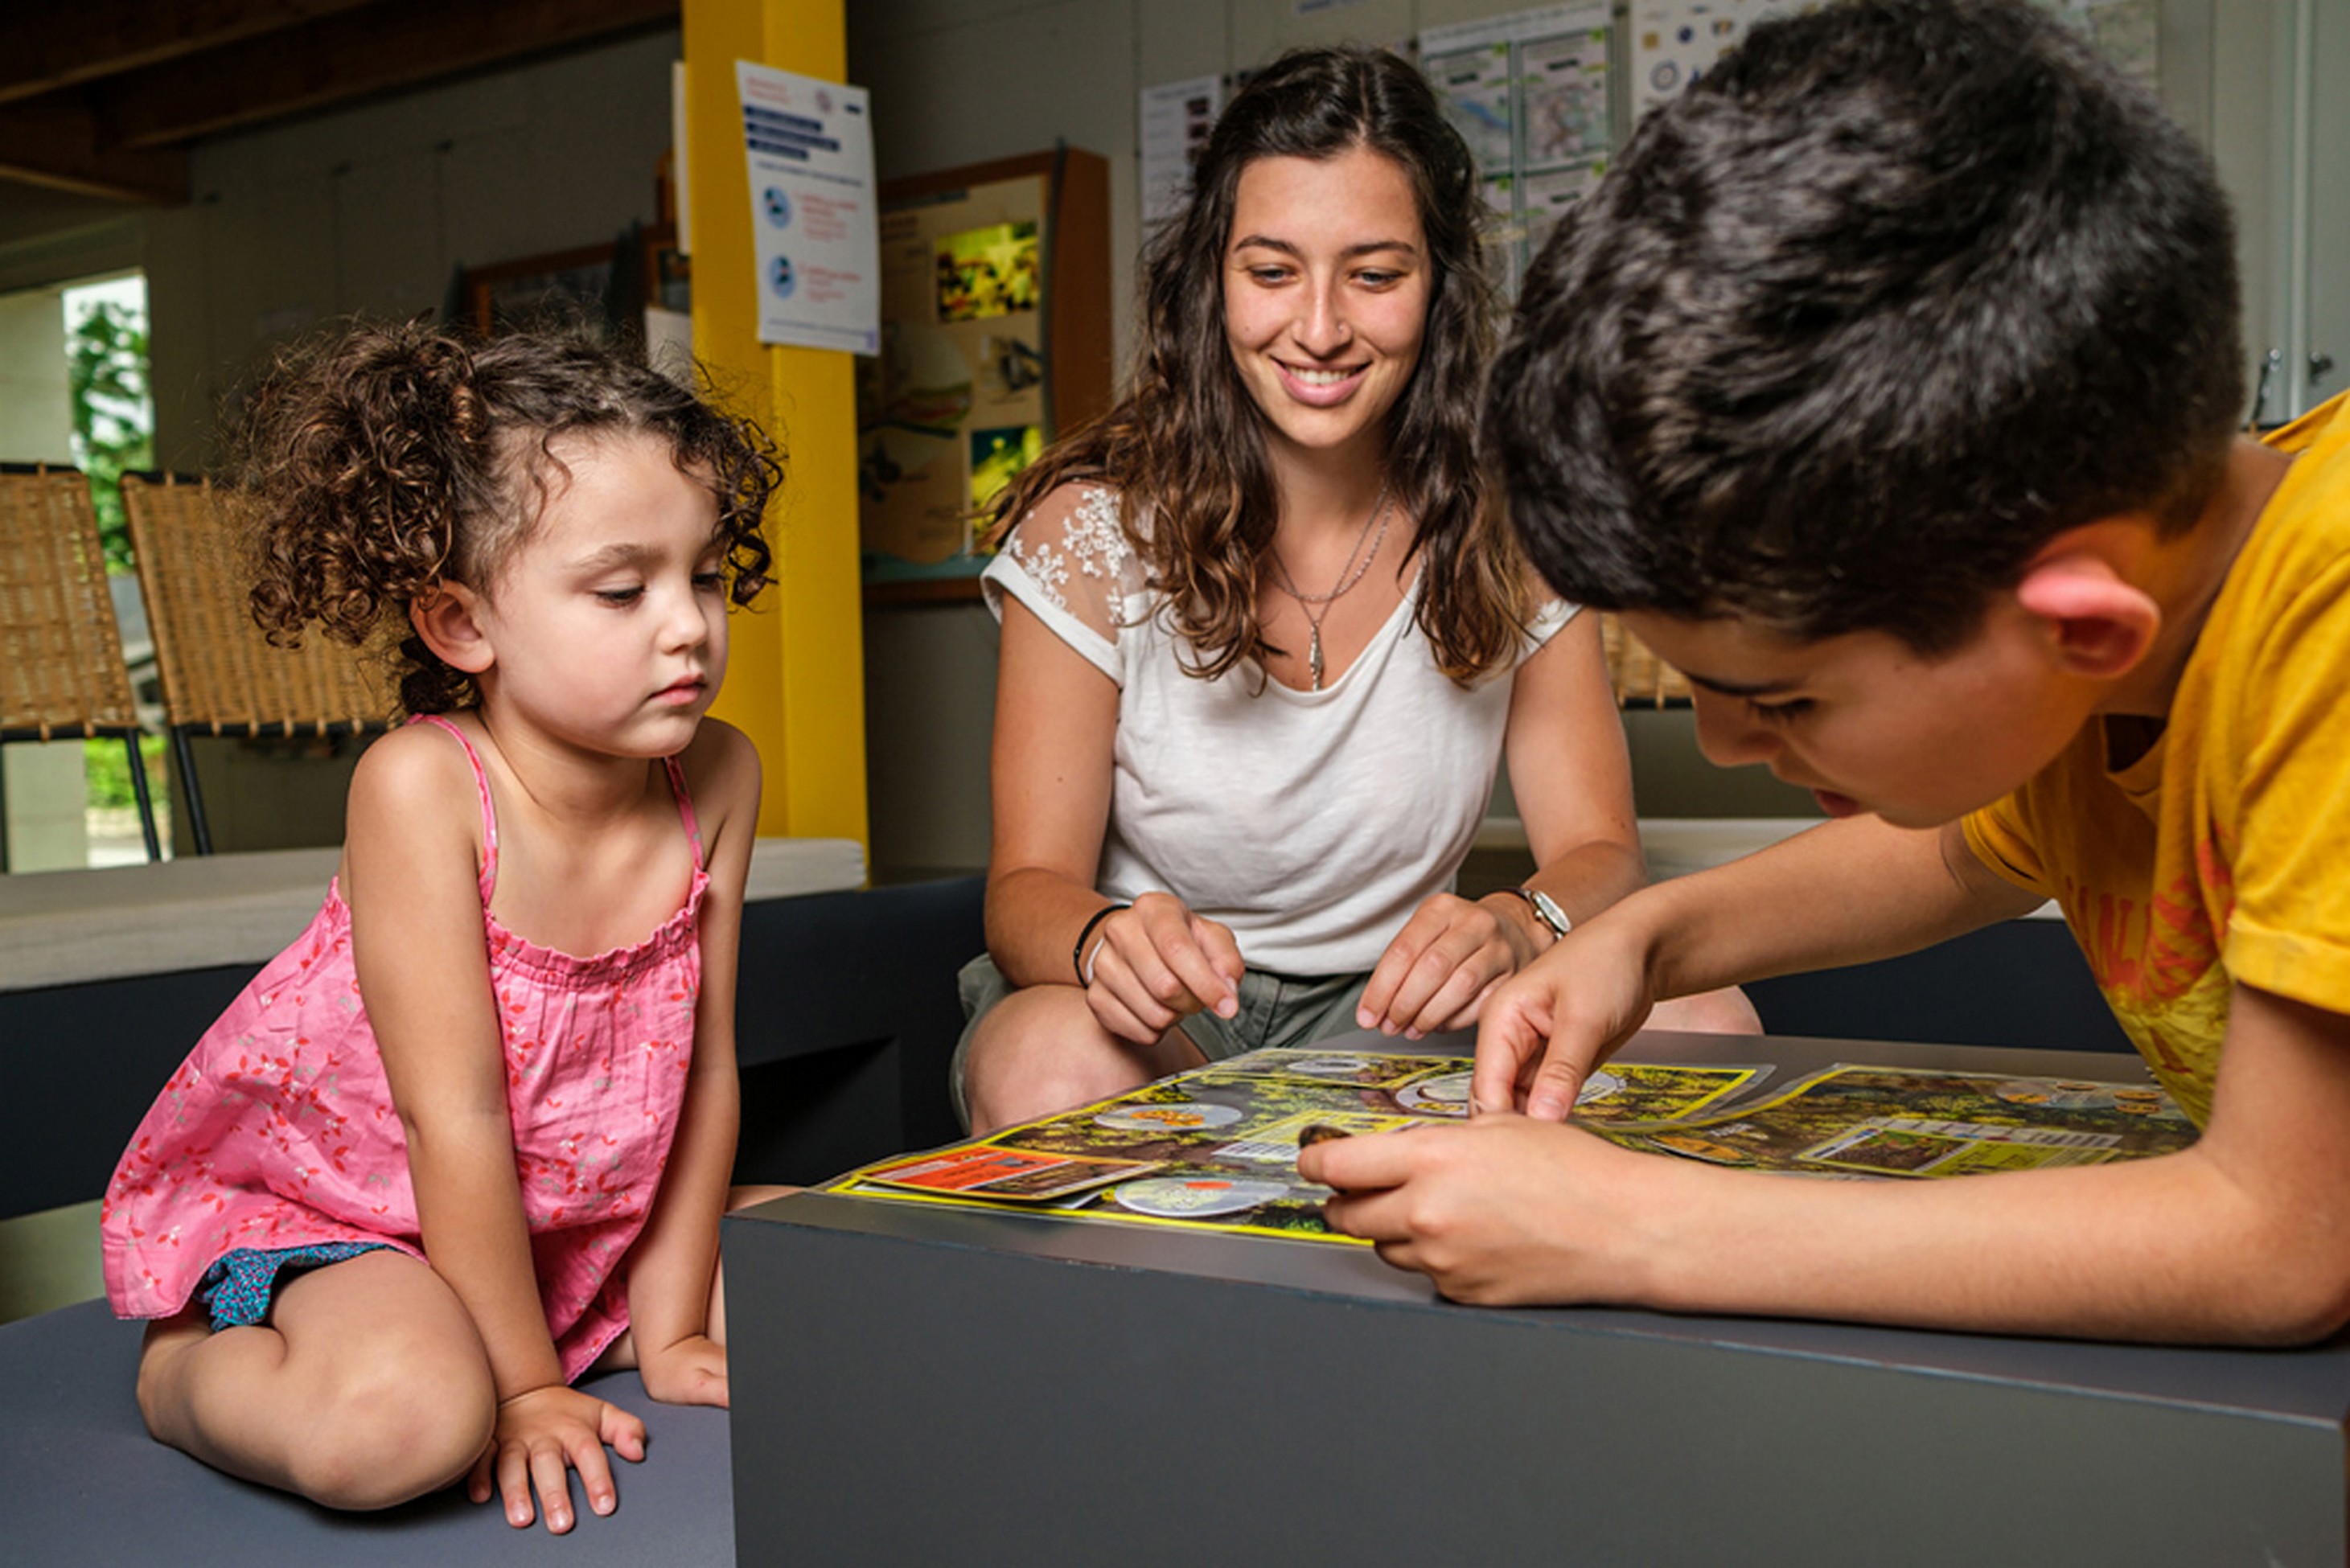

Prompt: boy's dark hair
[229,320,781,715]
[1488,0,2244,652]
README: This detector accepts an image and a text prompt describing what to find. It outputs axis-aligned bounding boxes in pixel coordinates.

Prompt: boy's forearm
[1636,1143,2337,1344]
[1624,816,2037,1000]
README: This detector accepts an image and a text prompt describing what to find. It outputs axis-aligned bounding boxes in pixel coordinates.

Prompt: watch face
[1524,888,1571,938]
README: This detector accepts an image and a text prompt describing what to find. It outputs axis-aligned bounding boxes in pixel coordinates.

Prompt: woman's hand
[1357,892,1543,1040]
[1083,890,1244,1046]
[637,1332,729,1409]
[468,1384,647,1533]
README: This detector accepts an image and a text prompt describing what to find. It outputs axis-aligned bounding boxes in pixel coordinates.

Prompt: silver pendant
[1308,625,1325,690]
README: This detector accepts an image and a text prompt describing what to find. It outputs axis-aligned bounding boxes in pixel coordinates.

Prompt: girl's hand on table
[469,1383,647,1533]
[1358,893,1541,1040]
[1083,891,1244,1047]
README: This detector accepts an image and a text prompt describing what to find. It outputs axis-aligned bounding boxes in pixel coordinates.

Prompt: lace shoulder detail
[996,483,1141,642]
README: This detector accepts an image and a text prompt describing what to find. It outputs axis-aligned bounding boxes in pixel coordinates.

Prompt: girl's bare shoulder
[347,718,481,835]
[676,717,761,829]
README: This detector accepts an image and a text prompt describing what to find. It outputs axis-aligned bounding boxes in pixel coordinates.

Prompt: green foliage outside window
[84,735,167,811]
[68,298,153,575]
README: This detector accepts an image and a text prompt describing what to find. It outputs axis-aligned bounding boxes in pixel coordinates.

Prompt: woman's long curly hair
[228,320,782,716]
[984,45,1530,683]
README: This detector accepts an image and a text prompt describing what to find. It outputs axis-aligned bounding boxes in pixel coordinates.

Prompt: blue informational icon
[762,186,792,228]
[770,255,796,298]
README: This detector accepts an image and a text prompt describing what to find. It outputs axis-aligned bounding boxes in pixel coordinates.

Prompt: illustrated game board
[831,1049,2200,1244]
[830,1047,1765,1244]
[1601,1065,2200,1177]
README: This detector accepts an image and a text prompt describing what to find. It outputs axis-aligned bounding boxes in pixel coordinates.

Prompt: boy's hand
[1083,891,1244,1046]
[638,1332,729,1409]
[1473,919,1660,1119]
[1304,1114,1666,1304]
[470,1384,647,1533]
[1358,893,1537,1040]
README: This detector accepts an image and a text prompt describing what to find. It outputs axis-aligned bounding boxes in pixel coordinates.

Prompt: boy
[1302,0,2350,1344]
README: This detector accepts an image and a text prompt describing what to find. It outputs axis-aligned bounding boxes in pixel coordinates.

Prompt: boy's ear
[409,581,495,675]
[2012,552,2160,680]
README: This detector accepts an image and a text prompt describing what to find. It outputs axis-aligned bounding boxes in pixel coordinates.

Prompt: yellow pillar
[683,0,869,848]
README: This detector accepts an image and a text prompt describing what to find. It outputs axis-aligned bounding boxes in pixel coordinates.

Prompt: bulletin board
[857,148,1111,603]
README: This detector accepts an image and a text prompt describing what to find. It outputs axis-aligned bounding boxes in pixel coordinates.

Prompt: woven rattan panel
[0,465,140,738]
[121,473,393,733]
[1599,611,1694,708]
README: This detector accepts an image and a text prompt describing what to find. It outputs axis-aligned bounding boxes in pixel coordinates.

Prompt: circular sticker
[1395,1071,1472,1112]
[1276,1053,1378,1079]
[1094,1102,1243,1132]
[1111,1176,1290,1218]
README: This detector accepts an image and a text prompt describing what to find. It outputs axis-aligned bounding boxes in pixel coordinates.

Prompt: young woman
[956,47,1754,1135]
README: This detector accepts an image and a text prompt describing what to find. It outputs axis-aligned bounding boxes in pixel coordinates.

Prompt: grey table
[723,1030,2350,1567]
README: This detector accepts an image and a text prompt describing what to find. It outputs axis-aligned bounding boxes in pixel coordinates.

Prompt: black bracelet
[1072,902,1130,985]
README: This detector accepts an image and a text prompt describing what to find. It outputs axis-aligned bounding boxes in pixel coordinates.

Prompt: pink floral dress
[101,716,708,1381]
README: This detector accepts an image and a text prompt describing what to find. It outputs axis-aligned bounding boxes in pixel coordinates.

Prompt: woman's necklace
[1265,482,1392,691]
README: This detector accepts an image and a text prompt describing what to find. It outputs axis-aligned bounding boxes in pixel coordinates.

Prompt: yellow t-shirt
[1963,394,2350,1126]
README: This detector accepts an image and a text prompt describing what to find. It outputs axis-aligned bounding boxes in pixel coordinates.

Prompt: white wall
[0,284,93,871]
[143,27,682,470]
[0,285,73,465]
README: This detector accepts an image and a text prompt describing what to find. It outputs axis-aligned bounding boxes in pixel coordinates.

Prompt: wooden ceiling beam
[0,96,187,204]
[95,0,680,149]
[0,0,380,107]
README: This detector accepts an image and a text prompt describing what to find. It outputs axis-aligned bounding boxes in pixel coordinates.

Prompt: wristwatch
[1498,885,1572,944]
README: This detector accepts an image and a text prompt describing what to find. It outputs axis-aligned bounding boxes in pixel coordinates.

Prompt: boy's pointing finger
[1297,1123,1436,1192]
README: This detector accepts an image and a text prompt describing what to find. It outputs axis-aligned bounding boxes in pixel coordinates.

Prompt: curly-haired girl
[102,320,784,1530]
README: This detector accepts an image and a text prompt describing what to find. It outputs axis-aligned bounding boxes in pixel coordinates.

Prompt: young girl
[957,47,1755,1135]
[101,322,783,1532]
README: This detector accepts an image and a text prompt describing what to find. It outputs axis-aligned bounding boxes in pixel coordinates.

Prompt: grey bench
[0,1298,733,1567]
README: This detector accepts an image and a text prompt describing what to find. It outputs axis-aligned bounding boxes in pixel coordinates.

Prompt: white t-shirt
[983,484,1573,976]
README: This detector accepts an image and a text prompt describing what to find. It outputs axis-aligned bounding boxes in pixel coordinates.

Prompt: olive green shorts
[948,952,1374,1131]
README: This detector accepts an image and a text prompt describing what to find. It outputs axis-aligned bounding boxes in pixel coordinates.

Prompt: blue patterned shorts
[193,1242,392,1330]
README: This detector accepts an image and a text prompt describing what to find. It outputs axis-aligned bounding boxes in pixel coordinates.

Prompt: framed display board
[460,224,687,336]
[857,147,1111,604]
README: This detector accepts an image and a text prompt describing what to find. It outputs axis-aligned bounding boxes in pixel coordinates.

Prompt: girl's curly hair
[228,319,783,715]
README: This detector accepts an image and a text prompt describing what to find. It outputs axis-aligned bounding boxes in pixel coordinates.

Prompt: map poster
[1628,0,1809,118]
[1419,3,1611,296]
[2065,0,2159,92]
[1139,74,1227,230]
[736,60,879,354]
